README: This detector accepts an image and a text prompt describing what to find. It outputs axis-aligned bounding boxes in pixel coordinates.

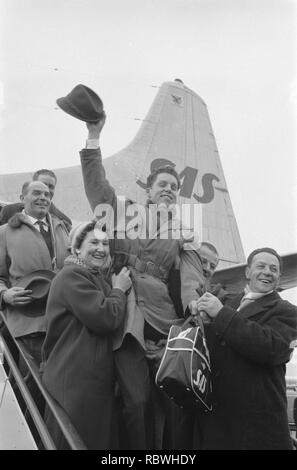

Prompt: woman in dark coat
[41,221,131,449]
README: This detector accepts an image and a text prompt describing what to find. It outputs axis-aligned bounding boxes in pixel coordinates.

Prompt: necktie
[37,221,54,260]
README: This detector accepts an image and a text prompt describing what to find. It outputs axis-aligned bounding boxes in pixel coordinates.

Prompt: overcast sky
[0,0,296,301]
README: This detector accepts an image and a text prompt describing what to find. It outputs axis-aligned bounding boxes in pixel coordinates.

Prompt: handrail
[1,334,56,450]
[0,310,87,450]
[15,338,87,450]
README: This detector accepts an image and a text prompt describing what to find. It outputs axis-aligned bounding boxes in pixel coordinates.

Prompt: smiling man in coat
[0,181,69,365]
[196,247,297,450]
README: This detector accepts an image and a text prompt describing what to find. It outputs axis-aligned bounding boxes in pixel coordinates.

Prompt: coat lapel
[224,292,243,310]
[224,291,280,319]
[239,291,280,319]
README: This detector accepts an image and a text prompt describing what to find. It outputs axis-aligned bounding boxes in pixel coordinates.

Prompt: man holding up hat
[56,84,204,449]
[0,180,69,365]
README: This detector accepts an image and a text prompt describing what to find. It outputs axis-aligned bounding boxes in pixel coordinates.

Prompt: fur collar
[8,212,31,229]
[8,211,59,229]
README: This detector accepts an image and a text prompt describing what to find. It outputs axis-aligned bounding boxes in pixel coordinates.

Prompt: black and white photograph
[0,0,296,453]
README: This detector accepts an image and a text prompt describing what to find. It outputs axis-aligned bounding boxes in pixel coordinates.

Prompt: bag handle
[182,286,208,335]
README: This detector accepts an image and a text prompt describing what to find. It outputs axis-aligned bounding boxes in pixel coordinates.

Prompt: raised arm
[79,116,117,213]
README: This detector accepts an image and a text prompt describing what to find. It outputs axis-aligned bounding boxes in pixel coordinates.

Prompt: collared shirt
[22,210,49,232]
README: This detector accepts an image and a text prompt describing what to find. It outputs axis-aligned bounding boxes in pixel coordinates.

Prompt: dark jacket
[0,202,72,232]
[200,291,297,450]
[41,262,127,450]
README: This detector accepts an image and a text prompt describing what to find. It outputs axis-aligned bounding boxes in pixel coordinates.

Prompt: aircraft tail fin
[0,79,245,267]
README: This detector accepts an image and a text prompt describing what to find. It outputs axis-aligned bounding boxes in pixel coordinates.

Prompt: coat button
[220,340,226,346]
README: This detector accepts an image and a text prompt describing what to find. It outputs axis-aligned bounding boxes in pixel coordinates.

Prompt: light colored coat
[0,212,69,337]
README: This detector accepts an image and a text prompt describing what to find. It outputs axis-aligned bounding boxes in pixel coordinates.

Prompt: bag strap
[182,313,205,337]
[195,313,206,337]
[181,315,193,329]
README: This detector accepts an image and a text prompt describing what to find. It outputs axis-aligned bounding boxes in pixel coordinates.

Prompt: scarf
[237,285,274,311]
[64,254,111,278]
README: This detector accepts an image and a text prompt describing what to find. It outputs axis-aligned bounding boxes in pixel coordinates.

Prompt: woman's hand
[112,267,132,294]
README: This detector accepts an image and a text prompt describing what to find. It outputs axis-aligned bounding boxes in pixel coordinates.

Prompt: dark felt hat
[14,270,56,317]
[56,84,104,123]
